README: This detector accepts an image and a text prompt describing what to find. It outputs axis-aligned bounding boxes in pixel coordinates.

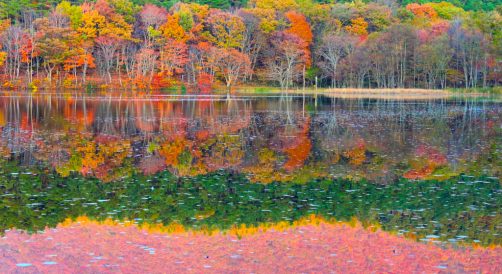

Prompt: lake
[0,93,500,272]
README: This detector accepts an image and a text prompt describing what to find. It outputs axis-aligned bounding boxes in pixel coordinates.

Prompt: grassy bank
[227,86,502,100]
[448,87,502,94]
[233,86,501,94]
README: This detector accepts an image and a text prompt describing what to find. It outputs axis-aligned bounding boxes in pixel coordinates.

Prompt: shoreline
[0,87,500,101]
[233,86,501,96]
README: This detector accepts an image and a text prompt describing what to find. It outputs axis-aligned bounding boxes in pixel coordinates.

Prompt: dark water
[0,94,500,245]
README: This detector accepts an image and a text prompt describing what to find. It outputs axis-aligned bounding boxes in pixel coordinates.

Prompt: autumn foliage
[406,3,439,19]
[0,0,499,91]
[403,145,448,179]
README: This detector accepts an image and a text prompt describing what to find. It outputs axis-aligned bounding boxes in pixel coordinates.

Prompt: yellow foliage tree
[160,14,188,42]
[345,17,368,37]
[0,51,6,67]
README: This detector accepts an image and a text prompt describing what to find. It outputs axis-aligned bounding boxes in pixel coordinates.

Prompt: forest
[0,0,500,91]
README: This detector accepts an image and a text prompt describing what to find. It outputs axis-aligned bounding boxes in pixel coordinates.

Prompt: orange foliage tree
[160,39,188,77]
[406,3,438,19]
[285,11,312,66]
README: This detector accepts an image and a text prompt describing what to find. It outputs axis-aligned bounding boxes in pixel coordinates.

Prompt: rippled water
[0,93,500,245]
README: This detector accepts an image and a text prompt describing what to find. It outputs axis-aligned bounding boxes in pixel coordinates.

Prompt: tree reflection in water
[0,94,500,246]
[0,94,499,182]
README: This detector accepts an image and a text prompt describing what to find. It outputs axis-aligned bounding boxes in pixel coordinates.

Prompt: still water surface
[0,94,500,245]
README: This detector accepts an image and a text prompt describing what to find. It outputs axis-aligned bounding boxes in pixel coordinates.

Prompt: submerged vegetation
[0,159,500,246]
[0,0,500,91]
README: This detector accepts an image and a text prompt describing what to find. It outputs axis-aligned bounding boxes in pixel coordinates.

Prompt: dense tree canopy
[0,0,498,18]
[0,0,500,90]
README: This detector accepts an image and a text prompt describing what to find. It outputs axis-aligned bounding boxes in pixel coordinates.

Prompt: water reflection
[0,94,499,183]
[0,165,500,245]
[0,94,500,246]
